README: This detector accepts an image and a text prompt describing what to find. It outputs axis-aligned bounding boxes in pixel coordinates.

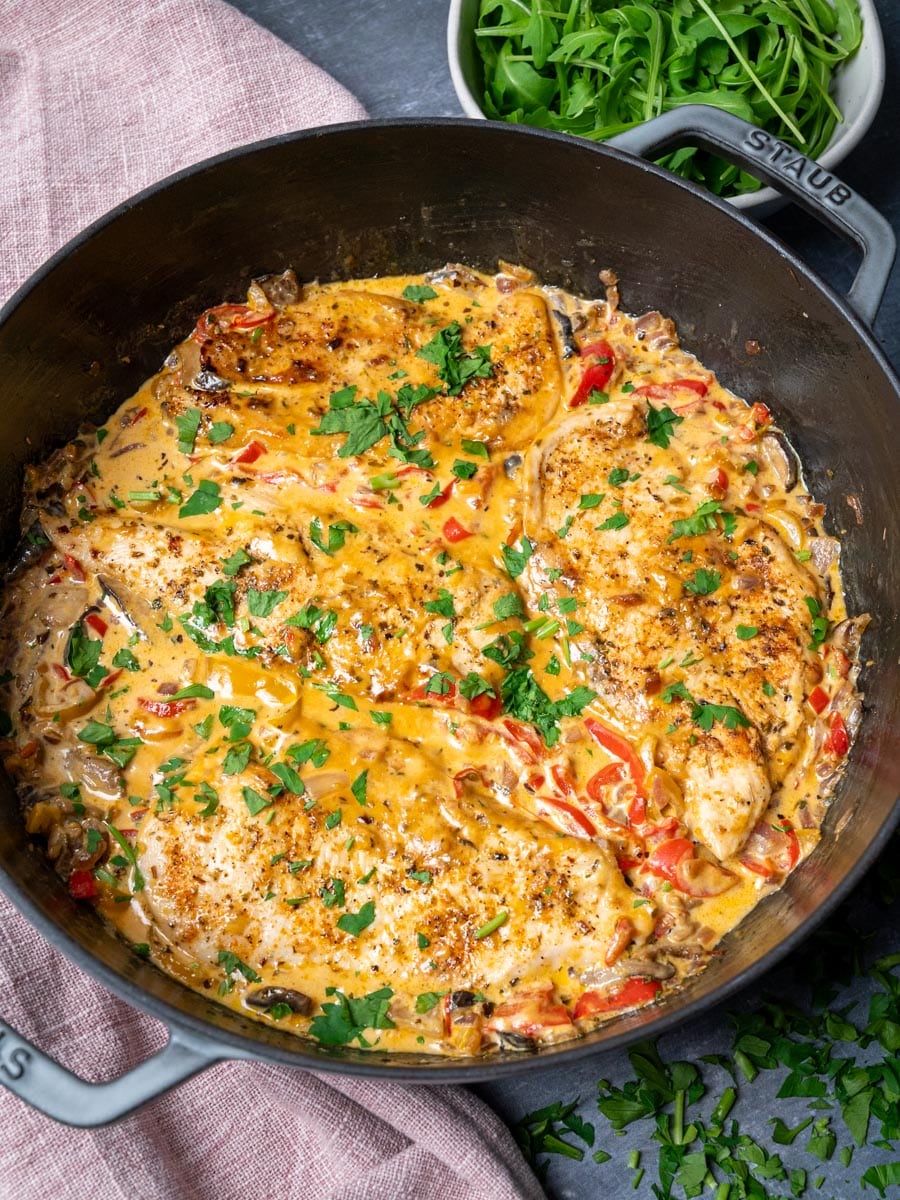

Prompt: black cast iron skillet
[0,108,897,1125]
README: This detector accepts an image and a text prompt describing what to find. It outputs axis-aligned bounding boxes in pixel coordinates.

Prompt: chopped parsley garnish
[246,588,288,618]
[178,479,222,518]
[683,568,722,596]
[402,284,438,302]
[608,467,636,487]
[415,991,446,1013]
[493,592,525,620]
[804,596,829,649]
[285,602,338,644]
[195,782,219,817]
[222,547,253,577]
[320,878,346,909]
[664,474,690,494]
[461,438,490,459]
[646,404,684,449]
[424,588,456,619]
[107,824,145,892]
[351,770,369,806]
[418,481,442,506]
[501,536,534,579]
[310,383,439,467]
[288,739,330,768]
[762,680,776,697]
[597,512,629,532]
[588,389,609,405]
[416,321,493,395]
[242,786,271,815]
[579,493,604,510]
[459,672,496,701]
[175,407,202,455]
[668,500,736,542]
[111,648,140,672]
[483,630,533,670]
[743,459,759,475]
[270,761,305,795]
[216,950,260,995]
[66,621,107,689]
[208,421,234,444]
[171,683,214,700]
[308,986,395,1047]
[336,901,376,937]
[501,669,595,747]
[77,720,141,768]
[661,681,749,731]
[557,515,575,538]
[736,624,759,640]
[324,809,342,830]
[408,869,433,885]
[424,671,455,696]
[370,710,393,726]
[309,518,358,557]
[452,459,478,480]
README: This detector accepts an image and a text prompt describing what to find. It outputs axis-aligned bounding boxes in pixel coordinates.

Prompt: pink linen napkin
[0,4,545,1198]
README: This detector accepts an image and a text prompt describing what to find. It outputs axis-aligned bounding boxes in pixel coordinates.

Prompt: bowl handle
[608,104,895,328]
[0,1013,236,1126]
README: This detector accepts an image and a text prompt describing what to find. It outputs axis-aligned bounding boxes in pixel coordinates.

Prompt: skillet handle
[0,1013,232,1127]
[608,104,896,327]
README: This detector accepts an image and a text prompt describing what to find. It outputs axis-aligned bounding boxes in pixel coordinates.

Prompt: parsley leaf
[668,500,734,542]
[493,592,525,620]
[336,900,376,937]
[736,624,759,640]
[417,321,493,395]
[461,439,490,459]
[216,950,260,995]
[501,536,534,579]
[208,421,234,444]
[309,518,358,557]
[308,986,395,1047]
[66,621,106,689]
[351,769,369,805]
[646,404,684,449]
[597,512,629,532]
[402,284,438,302]
[242,785,271,815]
[424,588,456,619]
[246,588,288,618]
[452,458,478,480]
[175,407,202,455]
[693,701,750,731]
[285,602,338,644]
[683,568,722,596]
[222,547,253,577]
[179,479,222,519]
[501,668,594,747]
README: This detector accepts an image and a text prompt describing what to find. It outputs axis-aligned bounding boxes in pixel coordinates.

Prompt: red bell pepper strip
[138,697,197,718]
[586,761,626,800]
[452,767,486,797]
[193,304,275,342]
[543,796,597,839]
[468,691,503,721]
[84,613,108,638]
[645,838,694,884]
[572,977,662,1019]
[584,718,646,795]
[634,378,708,398]
[807,685,829,715]
[825,712,850,757]
[571,340,616,407]
[442,517,472,543]
[550,764,577,797]
[64,554,85,582]
[68,870,98,900]
[233,440,267,465]
[501,719,544,763]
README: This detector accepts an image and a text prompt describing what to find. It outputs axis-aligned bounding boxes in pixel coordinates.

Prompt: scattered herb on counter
[509,834,900,1196]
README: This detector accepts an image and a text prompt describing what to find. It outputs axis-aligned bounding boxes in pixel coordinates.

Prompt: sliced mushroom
[551,309,578,359]
[830,614,870,660]
[251,270,301,310]
[807,536,839,575]
[503,454,523,478]
[580,958,675,988]
[493,1030,537,1052]
[193,369,230,394]
[245,986,312,1015]
[99,576,150,639]
[758,431,799,492]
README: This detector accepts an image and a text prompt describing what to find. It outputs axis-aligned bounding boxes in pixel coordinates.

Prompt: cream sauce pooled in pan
[0,264,866,1055]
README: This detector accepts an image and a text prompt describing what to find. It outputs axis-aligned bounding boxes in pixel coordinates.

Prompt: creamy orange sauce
[0,264,864,1055]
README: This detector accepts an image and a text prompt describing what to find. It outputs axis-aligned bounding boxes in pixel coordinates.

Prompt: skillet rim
[0,116,897,1083]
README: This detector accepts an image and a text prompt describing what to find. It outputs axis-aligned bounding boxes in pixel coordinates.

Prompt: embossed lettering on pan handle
[0,1014,233,1126]
[608,105,896,327]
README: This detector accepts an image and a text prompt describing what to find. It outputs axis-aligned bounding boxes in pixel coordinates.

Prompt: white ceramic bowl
[447,0,885,215]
